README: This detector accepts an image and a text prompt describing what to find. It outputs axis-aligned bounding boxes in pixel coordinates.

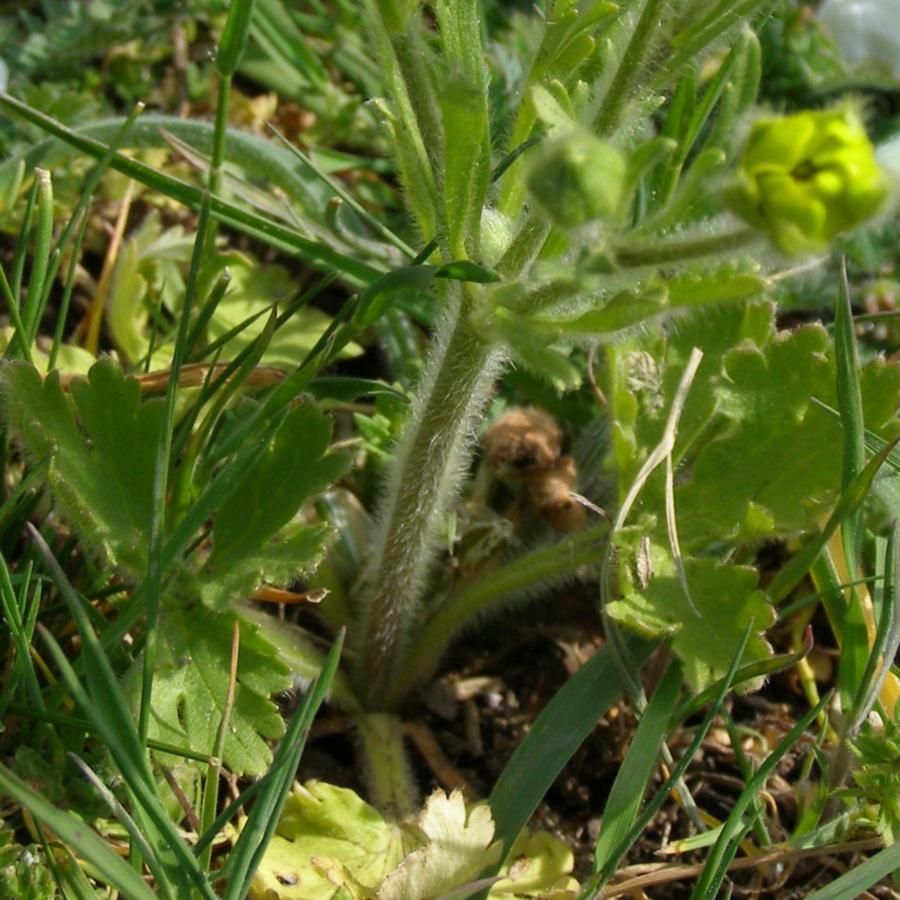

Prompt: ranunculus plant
[1,2,898,892]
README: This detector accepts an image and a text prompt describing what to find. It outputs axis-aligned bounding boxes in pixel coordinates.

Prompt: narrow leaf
[805,841,900,899]
[593,661,682,872]
[485,637,657,871]
[0,763,157,900]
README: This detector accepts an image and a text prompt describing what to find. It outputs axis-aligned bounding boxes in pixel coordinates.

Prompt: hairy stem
[613,225,758,268]
[355,286,504,709]
[593,0,671,137]
[355,712,419,818]
[391,524,610,706]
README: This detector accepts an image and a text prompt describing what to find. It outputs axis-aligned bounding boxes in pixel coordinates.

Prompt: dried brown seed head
[484,407,563,473]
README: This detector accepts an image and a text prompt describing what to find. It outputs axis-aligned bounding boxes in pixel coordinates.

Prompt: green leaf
[485,636,657,872]
[107,234,150,363]
[0,829,55,900]
[309,377,408,404]
[767,436,900,605]
[432,0,491,257]
[806,842,900,900]
[249,783,570,900]
[378,791,501,900]
[593,661,682,874]
[489,829,579,897]
[530,84,577,132]
[550,287,667,335]
[547,267,766,335]
[438,72,491,258]
[0,766,157,900]
[665,268,766,308]
[201,524,333,611]
[610,298,774,495]
[250,781,419,898]
[206,262,363,368]
[207,402,348,578]
[435,260,501,284]
[675,325,900,545]
[237,603,362,712]
[607,540,775,691]
[353,265,437,329]
[128,605,291,776]
[490,311,581,391]
[1,360,165,572]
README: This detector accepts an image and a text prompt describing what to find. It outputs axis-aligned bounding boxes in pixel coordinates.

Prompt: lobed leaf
[126,605,291,776]
[677,325,900,545]
[1,360,165,572]
[206,402,348,582]
[607,539,775,691]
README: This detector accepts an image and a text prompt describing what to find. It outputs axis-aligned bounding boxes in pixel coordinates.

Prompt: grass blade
[67,753,162,879]
[0,762,158,900]
[0,92,381,286]
[28,528,216,899]
[138,194,212,746]
[220,627,345,897]
[483,636,657,882]
[690,692,831,899]
[849,524,900,734]
[834,258,865,575]
[0,554,43,714]
[805,841,900,899]
[673,634,812,723]
[580,624,755,897]
[593,660,683,874]
[22,168,53,346]
[268,124,415,258]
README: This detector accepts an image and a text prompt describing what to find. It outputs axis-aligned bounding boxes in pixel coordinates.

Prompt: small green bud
[216,0,257,78]
[479,207,514,266]
[527,131,626,229]
[728,106,888,255]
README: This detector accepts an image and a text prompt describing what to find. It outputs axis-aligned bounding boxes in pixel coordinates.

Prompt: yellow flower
[728,106,888,255]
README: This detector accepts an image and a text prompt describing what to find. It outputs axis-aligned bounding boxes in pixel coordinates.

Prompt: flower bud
[216,0,256,78]
[527,131,626,229]
[727,106,888,255]
[479,207,514,266]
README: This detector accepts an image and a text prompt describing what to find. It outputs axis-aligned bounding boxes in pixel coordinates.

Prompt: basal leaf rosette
[727,106,888,254]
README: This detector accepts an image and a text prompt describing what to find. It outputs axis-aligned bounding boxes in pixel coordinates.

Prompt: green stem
[654,0,774,90]
[392,524,609,706]
[355,286,503,709]
[392,30,444,176]
[613,225,758,268]
[138,199,212,747]
[199,74,230,296]
[593,0,671,137]
[209,75,230,199]
[495,212,551,279]
[355,713,418,818]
